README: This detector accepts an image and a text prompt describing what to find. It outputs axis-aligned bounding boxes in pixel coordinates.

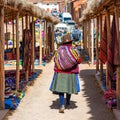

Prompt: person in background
[49,33,82,113]
[71,24,82,54]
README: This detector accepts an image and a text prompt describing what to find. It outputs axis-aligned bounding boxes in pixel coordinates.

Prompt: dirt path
[4,60,116,120]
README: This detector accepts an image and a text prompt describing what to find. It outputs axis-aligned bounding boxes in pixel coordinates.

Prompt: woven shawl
[54,46,79,70]
[99,17,107,64]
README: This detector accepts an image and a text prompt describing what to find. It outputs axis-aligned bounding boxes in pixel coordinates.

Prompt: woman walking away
[49,33,82,113]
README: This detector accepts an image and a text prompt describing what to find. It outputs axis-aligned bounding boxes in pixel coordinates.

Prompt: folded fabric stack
[5,87,14,99]
[4,91,25,110]
[4,70,38,109]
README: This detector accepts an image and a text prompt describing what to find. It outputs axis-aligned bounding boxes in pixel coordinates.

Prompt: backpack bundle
[54,46,79,70]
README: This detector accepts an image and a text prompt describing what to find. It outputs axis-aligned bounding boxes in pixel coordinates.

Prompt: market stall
[0,0,59,109]
[79,0,120,111]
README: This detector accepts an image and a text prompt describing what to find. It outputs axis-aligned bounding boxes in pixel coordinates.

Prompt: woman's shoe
[65,103,70,109]
[59,106,65,113]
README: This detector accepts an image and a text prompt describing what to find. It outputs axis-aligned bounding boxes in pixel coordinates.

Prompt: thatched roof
[0,0,60,24]
[79,0,119,22]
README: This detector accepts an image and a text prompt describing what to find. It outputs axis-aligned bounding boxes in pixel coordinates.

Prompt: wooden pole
[26,15,29,29]
[6,22,8,49]
[88,20,91,58]
[96,16,99,72]
[32,17,35,71]
[91,19,94,65]
[16,12,20,90]
[51,23,54,52]
[106,10,111,89]
[46,22,49,57]
[25,15,29,81]
[115,6,120,109]
[39,21,42,65]
[0,6,5,109]
[83,22,85,49]
[44,21,47,56]
[86,21,88,54]
[12,18,15,54]
[85,21,87,50]
[22,16,24,37]
[99,14,103,81]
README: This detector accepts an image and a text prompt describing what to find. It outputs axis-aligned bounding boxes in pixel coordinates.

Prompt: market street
[3,60,115,120]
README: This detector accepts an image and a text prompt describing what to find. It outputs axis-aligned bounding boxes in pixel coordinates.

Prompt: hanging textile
[23,29,32,74]
[113,16,120,65]
[99,17,107,64]
[108,15,116,85]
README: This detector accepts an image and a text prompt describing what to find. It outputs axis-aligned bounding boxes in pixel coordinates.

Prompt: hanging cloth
[99,17,107,64]
[108,15,116,84]
[113,15,120,65]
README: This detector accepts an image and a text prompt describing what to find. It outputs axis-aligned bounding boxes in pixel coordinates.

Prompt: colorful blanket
[54,46,79,70]
[99,17,107,64]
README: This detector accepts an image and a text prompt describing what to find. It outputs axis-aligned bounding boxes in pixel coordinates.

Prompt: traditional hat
[59,33,72,45]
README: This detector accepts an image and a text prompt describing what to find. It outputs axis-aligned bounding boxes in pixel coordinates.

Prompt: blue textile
[59,93,64,106]
[71,29,82,41]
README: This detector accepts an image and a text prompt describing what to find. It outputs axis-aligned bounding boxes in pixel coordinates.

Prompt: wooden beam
[16,12,20,90]
[99,14,103,81]
[88,20,91,57]
[25,15,29,81]
[6,22,8,49]
[91,19,94,65]
[44,21,47,56]
[12,16,15,54]
[84,21,87,50]
[22,16,24,36]
[106,10,111,89]
[51,23,54,52]
[26,15,29,29]
[0,6,5,109]
[96,16,99,72]
[32,17,35,71]
[39,21,42,66]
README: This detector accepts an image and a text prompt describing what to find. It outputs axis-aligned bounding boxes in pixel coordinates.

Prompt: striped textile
[99,17,107,64]
[54,46,79,70]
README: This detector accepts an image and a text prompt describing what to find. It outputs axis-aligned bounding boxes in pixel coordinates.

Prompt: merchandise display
[4,70,39,109]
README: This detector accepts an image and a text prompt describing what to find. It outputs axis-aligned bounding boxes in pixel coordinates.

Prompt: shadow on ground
[79,68,115,120]
[2,68,43,120]
[49,98,78,110]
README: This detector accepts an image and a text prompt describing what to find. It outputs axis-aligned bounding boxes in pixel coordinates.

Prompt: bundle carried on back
[54,46,80,70]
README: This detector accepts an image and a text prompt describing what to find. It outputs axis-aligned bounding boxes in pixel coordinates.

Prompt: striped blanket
[99,17,107,64]
[54,46,79,70]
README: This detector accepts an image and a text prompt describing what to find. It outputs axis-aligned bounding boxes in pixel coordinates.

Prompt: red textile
[108,15,116,85]
[99,17,107,64]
